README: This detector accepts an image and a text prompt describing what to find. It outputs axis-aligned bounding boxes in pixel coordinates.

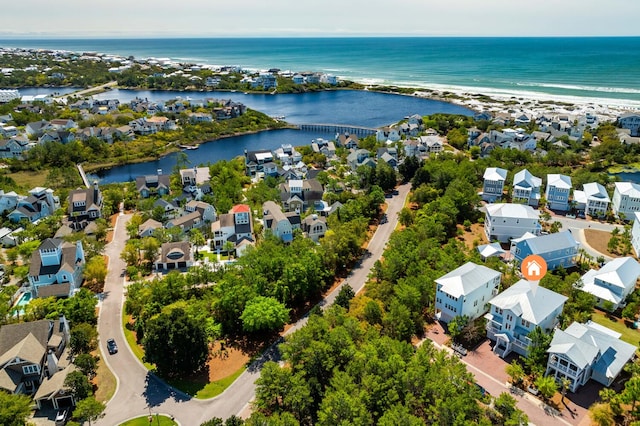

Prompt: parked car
[55,408,69,426]
[566,213,576,219]
[107,338,118,354]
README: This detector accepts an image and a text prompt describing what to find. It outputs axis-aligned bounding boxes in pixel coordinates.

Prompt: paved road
[549,213,622,261]
[96,183,411,425]
[54,81,118,101]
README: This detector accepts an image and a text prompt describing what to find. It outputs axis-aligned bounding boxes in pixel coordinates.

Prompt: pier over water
[297,123,376,137]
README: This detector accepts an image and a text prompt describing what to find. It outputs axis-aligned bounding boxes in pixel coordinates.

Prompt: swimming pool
[13,292,32,317]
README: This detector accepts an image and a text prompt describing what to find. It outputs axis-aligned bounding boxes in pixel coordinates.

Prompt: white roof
[511,232,537,244]
[435,262,501,298]
[547,174,572,189]
[583,182,610,202]
[485,203,540,220]
[580,257,640,304]
[477,243,505,259]
[483,167,508,181]
[489,279,567,324]
[573,190,587,205]
[614,182,640,198]
[513,169,542,189]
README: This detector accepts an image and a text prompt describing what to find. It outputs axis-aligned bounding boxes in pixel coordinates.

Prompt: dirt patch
[208,341,250,382]
[457,223,488,250]
[584,229,617,257]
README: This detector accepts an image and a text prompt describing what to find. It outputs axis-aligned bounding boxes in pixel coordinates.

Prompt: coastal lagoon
[89,90,473,183]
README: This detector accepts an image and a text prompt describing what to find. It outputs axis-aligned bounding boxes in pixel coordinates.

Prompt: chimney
[46,349,59,378]
[93,181,99,202]
[157,168,163,175]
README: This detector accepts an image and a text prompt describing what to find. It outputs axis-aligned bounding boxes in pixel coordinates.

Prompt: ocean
[1,37,640,105]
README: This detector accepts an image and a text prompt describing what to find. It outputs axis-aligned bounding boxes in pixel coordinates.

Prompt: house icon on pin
[526,259,542,277]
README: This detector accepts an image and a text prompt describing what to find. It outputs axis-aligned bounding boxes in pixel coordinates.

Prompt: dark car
[107,338,118,354]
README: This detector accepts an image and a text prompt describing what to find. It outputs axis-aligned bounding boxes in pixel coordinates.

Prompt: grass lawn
[122,311,154,370]
[591,310,640,347]
[167,366,246,399]
[93,355,117,403]
[5,170,48,189]
[119,414,177,426]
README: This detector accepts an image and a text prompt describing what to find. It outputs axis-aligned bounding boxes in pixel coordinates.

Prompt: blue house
[545,174,572,211]
[512,231,579,271]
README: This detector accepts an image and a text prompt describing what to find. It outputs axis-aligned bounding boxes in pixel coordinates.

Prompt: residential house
[155,241,193,271]
[579,257,640,310]
[138,218,163,238]
[8,187,59,223]
[512,169,542,207]
[211,204,254,254]
[418,135,444,154]
[376,147,398,168]
[376,126,401,142]
[632,212,640,257]
[481,167,508,203]
[0,316,72,406]
[67,182,103,231]
[347,149,375,171]
[0,136,32,159]
[612,182,640,218]
[484,203,541,243]
[545,174,572,211]
[0,227,21,247]
[546,321,636,392]
[262,201,300,243]
[187,112,213,123]
[244,149,274,177]
[279,179,324,212]
[28,239,85,298]
[618,112,640,137]
[179,166,210,188]
[48,119,77,131]
[0,190,21,214]
[486,279,567,358]
[336,133,359,149]
[135,172,171,198]
[511,231,579,271]
[184,200,217,223]
[434,262,502,324]
[301,214,327,242]
[25,120,49,138]
[573,182,610,217]
[153,199,178,219]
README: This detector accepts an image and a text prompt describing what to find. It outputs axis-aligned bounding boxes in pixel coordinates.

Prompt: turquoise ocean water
[1,37,639,103]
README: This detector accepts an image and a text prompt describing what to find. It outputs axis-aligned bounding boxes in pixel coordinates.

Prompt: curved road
[96,183,411,425]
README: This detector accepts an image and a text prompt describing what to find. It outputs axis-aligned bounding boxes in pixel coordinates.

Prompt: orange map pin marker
[521,254,547,281]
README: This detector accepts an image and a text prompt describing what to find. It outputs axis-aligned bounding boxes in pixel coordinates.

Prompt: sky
[2,0,639,38]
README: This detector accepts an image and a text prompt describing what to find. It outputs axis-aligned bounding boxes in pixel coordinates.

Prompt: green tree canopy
[241,296,290,333]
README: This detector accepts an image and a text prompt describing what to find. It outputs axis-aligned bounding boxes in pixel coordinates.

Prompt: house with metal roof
[512,169,542,207]
[612,181,640,218]
[484,203,541,243]
[481,167,507,202]
[434,262,502,323]
[573,182,610,218]
[545,174,572,211]
[632,212,640,257]
[512,231,579,271]
[486,280,567,358]
[546,321,636,392]
[579,257,640,310]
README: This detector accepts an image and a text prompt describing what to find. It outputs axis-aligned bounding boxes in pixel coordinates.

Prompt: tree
[560,376,571,403]
[334,284,355,309]
[505,360,525,385]
[448,315,469,342]
[70,323,98,355]
[125,214,143,239]
[241,297,290,333]
[0,392,31,426]
[73,397,105,426]
[589,402,614,426]
[190,228,206,255]
[621,375,640,412]
[64,370,93,400]
[534,375,557,401]
[74,354,98,379]
[143,307,208,377]
[84,256,107,291]
[524,326,551,375]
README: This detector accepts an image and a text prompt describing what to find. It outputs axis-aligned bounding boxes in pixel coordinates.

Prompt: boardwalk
[297,123,376,137]
[76,163,90,188]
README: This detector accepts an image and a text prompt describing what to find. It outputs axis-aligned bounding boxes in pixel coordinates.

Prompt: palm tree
[560,376,571,403]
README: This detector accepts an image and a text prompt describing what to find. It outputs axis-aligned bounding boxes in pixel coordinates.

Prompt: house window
[22,364,39,375]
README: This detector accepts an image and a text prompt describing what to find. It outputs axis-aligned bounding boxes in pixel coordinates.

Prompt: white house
[573,182,610,218]
[579,257,640,310]
[546,321,636,392]
[512,169,542,207]
[434,262,502,323]
[618,112,640,137]
[211,204,254,255]
[612,182,640,219]
[632,212,640,257]
[481,167,508,203]
[545,174,572,211]
[486,279,567,358]
[484,203,541,243]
